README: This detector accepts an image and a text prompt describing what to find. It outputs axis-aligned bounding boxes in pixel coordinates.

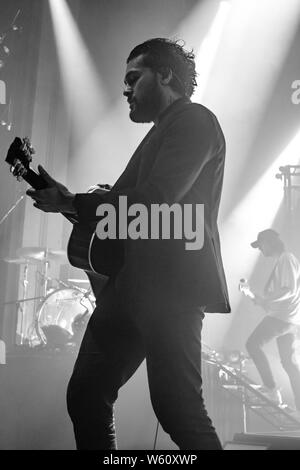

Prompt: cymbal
[68,278,90,284]
[16,247,68,263]
[2,257,39,265]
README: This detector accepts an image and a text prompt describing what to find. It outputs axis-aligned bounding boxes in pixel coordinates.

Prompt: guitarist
[246,229,300,412]
[26,38,230,450]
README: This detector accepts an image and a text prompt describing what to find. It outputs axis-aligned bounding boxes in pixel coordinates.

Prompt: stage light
[192,0,300,215]
[219,128,300,332]
[193,1,231,102]
[0,119,12,131]
[48,0,107,144]
[169,0,300,350]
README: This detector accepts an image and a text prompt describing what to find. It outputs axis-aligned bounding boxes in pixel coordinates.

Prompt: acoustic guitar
[5,137,123,279]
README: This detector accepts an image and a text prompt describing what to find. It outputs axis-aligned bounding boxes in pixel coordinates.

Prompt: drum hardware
[67,278,90,284]
[4,247,68,297]
[0,193,26,227]
[16,247,68,264]
[36,271,68,296]
[1,296,46,344]
[2,257,32,345]
[31,286,95,349]
[56,278,72,289]
[3,256,52,298]
[21,262,30,345]
[16,247,68,297]
[0,189,72,345]
[3,248,95,349]
[2,257,40,265]
[1,295,45,305]
[4,247,68,266]
[0,193,32,345]
[3,248,70,345]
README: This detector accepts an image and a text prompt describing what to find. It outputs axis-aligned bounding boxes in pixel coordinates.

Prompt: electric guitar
[238,278,256,300]
[5,137,124,278]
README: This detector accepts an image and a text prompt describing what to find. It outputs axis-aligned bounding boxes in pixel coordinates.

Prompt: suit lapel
[112,98,191,190]
[112,126,155,190]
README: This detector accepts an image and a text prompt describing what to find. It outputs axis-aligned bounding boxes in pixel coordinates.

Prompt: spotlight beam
[48,0,107,142]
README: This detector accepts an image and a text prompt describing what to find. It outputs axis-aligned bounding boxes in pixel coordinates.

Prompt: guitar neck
[23,168,77,224]
[23,167,48,190]
[6,137,78,224]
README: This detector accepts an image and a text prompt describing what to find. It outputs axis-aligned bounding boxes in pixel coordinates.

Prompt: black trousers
[67,280,222,450]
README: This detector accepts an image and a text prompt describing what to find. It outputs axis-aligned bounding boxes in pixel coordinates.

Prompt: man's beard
[129,79,163,123]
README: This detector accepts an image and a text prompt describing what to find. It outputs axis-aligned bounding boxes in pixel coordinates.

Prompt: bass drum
[36,287,95,348]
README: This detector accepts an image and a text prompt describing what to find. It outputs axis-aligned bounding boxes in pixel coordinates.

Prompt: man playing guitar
[240,229,300,412]
[7,38,231,450]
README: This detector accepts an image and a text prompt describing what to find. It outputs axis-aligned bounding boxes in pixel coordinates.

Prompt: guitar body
[67,223,124,277]
[67,223,95,272]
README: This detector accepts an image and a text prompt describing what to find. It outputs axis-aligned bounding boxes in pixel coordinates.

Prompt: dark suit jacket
[74,98,231,314]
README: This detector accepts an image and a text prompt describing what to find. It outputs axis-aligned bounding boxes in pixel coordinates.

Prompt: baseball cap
[251,229,280,248]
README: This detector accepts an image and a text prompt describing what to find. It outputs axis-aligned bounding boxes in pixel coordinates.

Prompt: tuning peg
[23,136,35,154]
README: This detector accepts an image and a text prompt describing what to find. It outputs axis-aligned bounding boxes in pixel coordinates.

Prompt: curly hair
[127,38,197,98]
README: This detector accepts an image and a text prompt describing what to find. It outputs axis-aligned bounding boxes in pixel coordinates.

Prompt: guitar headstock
[5,136,35,169]
[4,137,47,189]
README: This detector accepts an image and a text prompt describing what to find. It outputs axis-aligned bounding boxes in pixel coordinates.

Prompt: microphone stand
[0,193,25,227]
[0,193,27,344]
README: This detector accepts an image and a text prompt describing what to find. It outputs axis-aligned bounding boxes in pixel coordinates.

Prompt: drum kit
[2,247,96,350]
